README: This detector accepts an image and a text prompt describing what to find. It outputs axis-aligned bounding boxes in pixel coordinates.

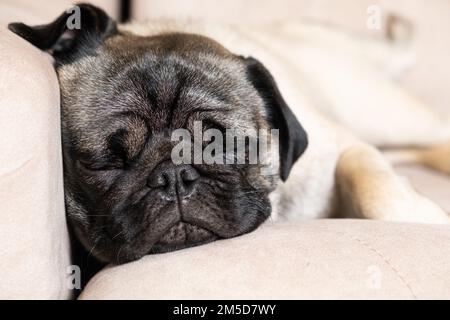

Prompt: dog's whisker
[116,245,125,264]
[112,230,125,240]
[84,215,110,217]
[88,237,100,258]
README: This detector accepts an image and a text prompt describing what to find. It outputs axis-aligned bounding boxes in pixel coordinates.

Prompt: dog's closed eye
[107,129,129,168]
[77,159,124,173]
[77,122,150,173]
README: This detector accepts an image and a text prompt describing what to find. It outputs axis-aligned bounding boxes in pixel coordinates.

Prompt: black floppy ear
[244,56,308,181]
[8,3,116,61]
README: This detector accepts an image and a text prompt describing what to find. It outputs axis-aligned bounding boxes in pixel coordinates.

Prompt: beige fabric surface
[0,27,71,299]
[0,0,120,26]
[79,219,450,300]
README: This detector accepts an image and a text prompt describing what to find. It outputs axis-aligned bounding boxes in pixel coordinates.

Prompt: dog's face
[9,5,307,264]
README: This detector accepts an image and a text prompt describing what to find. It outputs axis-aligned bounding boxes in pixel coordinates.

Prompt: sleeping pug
[8,4,450,265]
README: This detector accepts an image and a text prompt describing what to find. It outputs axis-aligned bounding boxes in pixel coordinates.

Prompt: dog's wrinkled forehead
[8,3,308,180]
[58,32,267,151]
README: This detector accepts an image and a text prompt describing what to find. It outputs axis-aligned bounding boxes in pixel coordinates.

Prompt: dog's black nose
[148,161,200,200]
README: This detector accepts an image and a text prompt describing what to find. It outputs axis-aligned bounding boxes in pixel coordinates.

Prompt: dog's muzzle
[147,161,200,201]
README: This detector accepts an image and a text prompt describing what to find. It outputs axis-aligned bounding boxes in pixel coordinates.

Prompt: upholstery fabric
[80,219,450,300]
[0,27,71,299]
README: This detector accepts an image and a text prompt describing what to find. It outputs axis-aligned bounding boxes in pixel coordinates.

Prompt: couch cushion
[79,219,450,299]
[0,27,71,299]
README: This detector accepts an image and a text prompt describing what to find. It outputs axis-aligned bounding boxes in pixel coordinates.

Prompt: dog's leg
[336,143,450,224]
[383,140,450,175]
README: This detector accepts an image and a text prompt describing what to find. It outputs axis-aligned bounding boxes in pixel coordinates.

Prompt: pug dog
[8,4,450,266]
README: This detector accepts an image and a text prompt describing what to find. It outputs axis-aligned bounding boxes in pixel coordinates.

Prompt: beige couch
[1,0,449,300]
[79,220,450,300]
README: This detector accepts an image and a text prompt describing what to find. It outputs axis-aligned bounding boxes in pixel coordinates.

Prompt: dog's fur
[8,4,450,265]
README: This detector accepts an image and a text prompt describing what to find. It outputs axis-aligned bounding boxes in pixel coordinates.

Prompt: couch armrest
[0,27,71,299]
[79,219,450,299]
